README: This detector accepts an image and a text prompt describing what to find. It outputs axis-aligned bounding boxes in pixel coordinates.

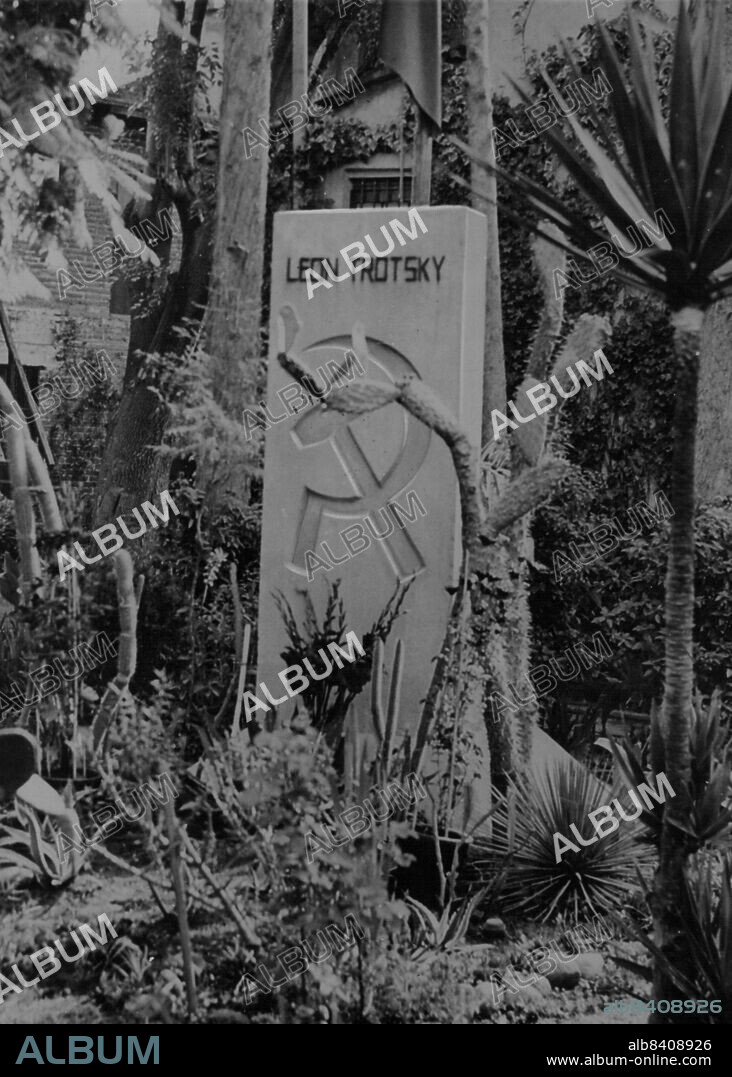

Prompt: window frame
[346,169,413,209]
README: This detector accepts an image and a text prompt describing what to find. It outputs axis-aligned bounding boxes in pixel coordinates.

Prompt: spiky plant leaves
[456,2,732,309]
[370,638,386,743]
[687,693,732,846]
[608,736,666,841]
[610,693,732,849]
[406,888,487,959]
[472,757,648,922]
[629,854,732,1020]
[383,639,404,774]
[0,799,72,887]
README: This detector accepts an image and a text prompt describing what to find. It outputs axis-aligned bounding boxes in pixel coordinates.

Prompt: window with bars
[349,174,412,208]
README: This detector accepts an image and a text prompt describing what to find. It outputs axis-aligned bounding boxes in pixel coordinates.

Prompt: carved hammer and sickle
[287,332,430,581]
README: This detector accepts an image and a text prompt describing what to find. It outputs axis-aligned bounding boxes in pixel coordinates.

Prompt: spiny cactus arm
[91,549,138,752]
[506,314,611,468]
[507,228,568,467]
[0,377,38,598]
[397,378,485,555]
[550,313,611,404]
[276,310,484,556]
[23,435,63,532]
[481,458,570,543]
[410,579,467,778]
[526,224,566,381]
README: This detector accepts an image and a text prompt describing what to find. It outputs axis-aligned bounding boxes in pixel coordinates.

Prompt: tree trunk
[694,0,732,501]
[695,299,732,501]
[465,0,506,431]
[463,0,526,781]
[652,306,701,1023]
[95,0,210,527]
[206,0,274,410]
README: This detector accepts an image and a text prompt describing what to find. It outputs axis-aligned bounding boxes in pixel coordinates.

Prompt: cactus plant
[91,549,139,752]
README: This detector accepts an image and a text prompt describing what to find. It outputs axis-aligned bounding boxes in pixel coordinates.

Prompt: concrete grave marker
[258,206,486,743]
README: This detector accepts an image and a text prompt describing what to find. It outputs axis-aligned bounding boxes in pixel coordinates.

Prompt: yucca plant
[472,757,648,922]
[459,0,732,1013]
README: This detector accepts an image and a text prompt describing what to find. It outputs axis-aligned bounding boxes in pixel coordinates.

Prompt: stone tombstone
[257,206,486,744]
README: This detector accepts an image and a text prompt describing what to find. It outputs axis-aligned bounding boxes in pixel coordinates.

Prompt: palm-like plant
[460,0,732,1015]
[470,757,646,922]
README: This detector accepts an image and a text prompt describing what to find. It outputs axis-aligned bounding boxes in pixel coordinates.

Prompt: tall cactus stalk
[91,550,138,752]
[23,434,63,533]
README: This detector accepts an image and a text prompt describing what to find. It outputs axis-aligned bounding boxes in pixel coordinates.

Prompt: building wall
[1,187,130,374]
[319,0,680,208]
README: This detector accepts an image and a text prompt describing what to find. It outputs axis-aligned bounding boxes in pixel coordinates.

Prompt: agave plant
[405,888,487,962]
[609,692,732,852]
[471,757,648,922]
[459,0,732,1011]
[628,853,732,1023]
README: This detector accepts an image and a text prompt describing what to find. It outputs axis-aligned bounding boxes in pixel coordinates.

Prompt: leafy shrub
[533,497,732,707]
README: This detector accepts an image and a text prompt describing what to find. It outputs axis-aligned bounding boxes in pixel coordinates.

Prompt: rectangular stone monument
[257,206,486,741]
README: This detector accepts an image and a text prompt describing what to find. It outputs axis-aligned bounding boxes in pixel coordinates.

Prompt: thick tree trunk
[464,0,526,781]
[695,299,732,500]
[694,0,732,501]
[652,307,701,1023]
[95,1,210,526]
[94,216,212,526]
[206,0,274,408]
[465,0,505,432]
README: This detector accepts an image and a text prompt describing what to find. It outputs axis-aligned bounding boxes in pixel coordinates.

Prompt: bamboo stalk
[23,434,63,532]
[164,795,198,1021]
[92,550,138,751]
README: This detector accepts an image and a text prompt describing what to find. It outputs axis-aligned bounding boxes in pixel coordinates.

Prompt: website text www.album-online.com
[546,1038,712,1067]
